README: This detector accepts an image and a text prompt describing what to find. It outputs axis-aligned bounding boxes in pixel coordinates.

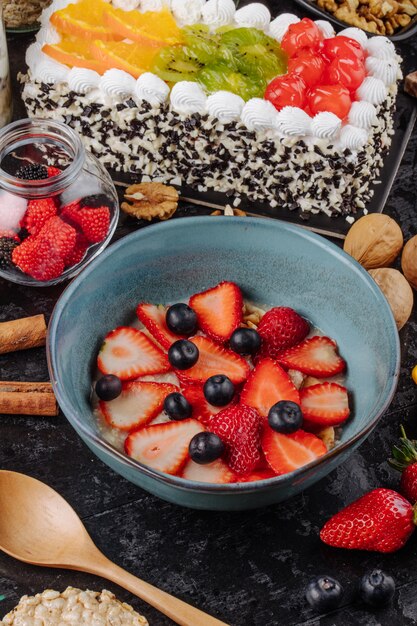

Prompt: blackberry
[15,163,48,181]
[80,194,111,208]
[0,237,18,270]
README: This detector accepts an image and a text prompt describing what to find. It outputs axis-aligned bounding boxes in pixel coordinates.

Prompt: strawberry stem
[388,426,417,472]
[413,503,417,527]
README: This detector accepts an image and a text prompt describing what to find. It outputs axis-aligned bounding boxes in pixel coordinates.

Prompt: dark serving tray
[291,0,417,41]
[113,88,416,241]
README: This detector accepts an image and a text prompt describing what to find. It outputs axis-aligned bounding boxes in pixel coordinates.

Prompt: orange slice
[105,7,183,47]
[43,40,109,74]
[90,40,160,78]
[51,0,120,41]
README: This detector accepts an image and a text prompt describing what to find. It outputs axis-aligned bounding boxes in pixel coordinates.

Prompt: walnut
[122,182,179,221]
[343,214,404,270]
[401,235,417,290]
[210,207,247,217]
[369,268,413,330]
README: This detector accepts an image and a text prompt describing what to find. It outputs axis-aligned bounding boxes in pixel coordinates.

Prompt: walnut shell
[344,214,403,269]
[401,235,417,290]
[369,268,413,330]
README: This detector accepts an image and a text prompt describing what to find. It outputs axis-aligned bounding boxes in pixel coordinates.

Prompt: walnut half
[122,182,179,221]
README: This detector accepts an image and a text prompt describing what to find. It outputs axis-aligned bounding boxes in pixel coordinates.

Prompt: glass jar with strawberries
[0,118,119,285]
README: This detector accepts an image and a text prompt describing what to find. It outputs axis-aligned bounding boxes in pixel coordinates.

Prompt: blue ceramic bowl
[47,217,400,510]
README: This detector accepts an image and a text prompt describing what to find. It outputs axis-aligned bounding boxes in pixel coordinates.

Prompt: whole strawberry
[208,403,262,475]
[320,488,416,553]
[389,426,417,504]
[257,307,309,359]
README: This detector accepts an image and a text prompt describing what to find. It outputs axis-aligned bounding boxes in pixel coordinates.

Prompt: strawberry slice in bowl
[137,302,186,350]
[278,336,346,378]
[177,335,250,385]
[262,429,327,476]
[125,419,204,475]
[97,327,170,380]
[181,458,236,484]
[189,281,243,343]
[241,358,300,419]
[300,382,350,427]
[99,381,178,432]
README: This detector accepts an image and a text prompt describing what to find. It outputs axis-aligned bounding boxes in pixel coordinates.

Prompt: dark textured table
[1,2,417,625]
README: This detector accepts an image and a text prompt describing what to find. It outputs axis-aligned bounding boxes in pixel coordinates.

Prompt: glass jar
[3,0,51,32]
[0,118,119,286]
[0,5,12,125]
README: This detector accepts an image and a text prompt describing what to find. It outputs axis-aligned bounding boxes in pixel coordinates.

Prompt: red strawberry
[99,381,178,431]
[241,358,300,418]
[389,426,417,504]
[278,336,346,378]
[64,232,89,267]
[137,303,186,350]
[208,403,262,474]
[181,458,235,483]
[11,234,65,281]
[60,200,81,225]
[125,419,204,474]
[78,206,110,243]
[257,307,309,359]
[97,327,170,380]
[262,428,326,475]
[12,236,38,273]
[182,384,227,425]
[36,216,77,261]
[47,166,61,177]
[22,198,57,235]
[238,468,276,482]
[320,488,417,553]
[300,382,350,426]
[177,335,250,385]
[189,281,243,342]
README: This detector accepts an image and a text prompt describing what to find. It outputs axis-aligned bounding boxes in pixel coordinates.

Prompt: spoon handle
[91,555,229,626]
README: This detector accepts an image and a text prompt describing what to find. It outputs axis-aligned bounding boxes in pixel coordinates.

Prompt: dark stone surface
[1,2,417,625]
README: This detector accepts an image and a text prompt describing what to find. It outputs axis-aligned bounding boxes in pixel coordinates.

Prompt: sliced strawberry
[241,358,300,418]
[137,302,186,350]
[300,382,350,426]
[178,335,250,385]
[238,468,276,482]
[181,458,235,483]
[278,336,346,378]
[125,419,204,475]
[257,306,310,359]
[189,281,243,342]
[97,327,170,380]
[99,381,178,432]
[182,384,229,425]
[262,428,327,476]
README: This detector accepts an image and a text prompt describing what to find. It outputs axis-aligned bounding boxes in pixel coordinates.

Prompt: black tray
[291,0,417,41]
[113,88,416,241]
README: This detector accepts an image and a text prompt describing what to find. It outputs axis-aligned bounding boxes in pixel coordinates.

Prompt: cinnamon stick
[0,314,47,354]
[0,381,58,416]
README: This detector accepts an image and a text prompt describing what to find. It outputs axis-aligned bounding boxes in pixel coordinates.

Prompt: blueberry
[305,576,344,612]
[95,375,122,401]
[166,303,197,336]
[203,375,235,407]
[229,327,261,355]
[189,432,225,465]
[168,339,199,370]
[268,401,303,434]
[359,570,395,607]
[164,392,192,420]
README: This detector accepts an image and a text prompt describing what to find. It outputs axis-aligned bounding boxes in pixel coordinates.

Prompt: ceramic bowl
[47,217,400,511]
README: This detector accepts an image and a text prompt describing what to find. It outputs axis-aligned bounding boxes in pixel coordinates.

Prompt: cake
[20,0,402,219]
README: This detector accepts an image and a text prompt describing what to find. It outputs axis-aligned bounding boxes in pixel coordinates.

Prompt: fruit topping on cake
[93,281,351,484]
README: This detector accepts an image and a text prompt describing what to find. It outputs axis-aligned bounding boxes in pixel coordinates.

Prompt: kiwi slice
[198,65,264,100]
[152,46,202,83]
[237,44,286,81]
[220,27,269,49]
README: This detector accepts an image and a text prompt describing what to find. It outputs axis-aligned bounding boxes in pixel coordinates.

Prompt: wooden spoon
[0,470,229,626]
